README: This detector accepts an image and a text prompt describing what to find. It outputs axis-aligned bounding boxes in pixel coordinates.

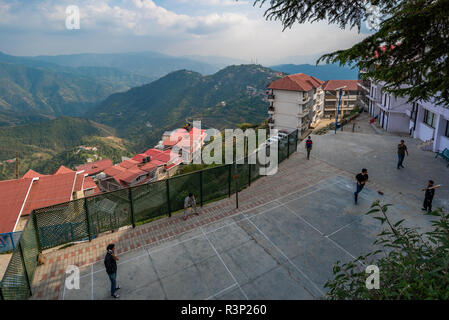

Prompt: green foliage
[89,64,284,151]
[254,0,449,105]
[0,117,133,180]
[325,200,449,299]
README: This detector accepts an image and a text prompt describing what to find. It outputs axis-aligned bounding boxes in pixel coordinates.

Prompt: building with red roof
[0,165,101,233]
[75,159,113,177]
[321,80,361,119]
[267,73,324,134]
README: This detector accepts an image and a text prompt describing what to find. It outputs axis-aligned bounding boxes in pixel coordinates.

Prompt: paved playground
[29,112,448,300]
[61,174,434,300]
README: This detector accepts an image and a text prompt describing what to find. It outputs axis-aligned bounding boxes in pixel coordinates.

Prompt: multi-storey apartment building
[408,99,449,153]
[357,72,371,112]
[267,73,324,135]
[321,80,360,119]
[367,81,414,133]
[367,81,449,153]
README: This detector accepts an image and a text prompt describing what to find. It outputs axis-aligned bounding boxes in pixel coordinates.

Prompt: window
[423,110,436,128]
[445,120,449,138]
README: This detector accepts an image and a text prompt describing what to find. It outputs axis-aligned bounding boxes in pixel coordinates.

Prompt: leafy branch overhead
[253,0,449,105]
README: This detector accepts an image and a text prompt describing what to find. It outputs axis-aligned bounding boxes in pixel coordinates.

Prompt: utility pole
[15,152,19,179]
[334,86,347,134]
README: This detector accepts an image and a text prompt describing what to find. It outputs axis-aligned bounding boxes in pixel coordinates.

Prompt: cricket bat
[422,184,441,191]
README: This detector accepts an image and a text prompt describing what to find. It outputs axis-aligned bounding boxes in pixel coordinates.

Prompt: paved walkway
[31,153,346,300]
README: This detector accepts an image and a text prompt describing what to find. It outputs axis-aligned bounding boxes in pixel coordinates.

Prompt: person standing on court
[354,168,369,204]
[422,180,439,213]
[305,136,313,160]
[104,243,120,298]
[183,192,199,221]
[397,140,409,169]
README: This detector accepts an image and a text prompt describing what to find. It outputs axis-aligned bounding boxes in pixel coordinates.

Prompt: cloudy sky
[0,0,371,65]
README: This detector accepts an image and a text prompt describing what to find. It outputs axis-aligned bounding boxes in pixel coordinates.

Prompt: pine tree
[253,0,449,105]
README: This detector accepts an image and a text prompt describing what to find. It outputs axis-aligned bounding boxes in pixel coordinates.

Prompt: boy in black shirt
[104,243,120,298]
[354,168,369,204]
[422,180,436,213]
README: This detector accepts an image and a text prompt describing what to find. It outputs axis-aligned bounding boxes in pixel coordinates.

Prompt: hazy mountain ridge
[89,64,285,150]
[31,51,221,78]
[269,63,359,80]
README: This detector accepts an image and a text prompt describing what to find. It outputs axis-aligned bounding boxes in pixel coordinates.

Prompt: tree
[324,200,449,299]
[253,0,449,105]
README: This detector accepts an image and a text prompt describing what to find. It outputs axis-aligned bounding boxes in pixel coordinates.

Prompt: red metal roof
[268,73,323,92]
[22,169,48,179]
[322,80,360,91]
[22,172,77,214]
[75,159,113,176]
[103,166,127,177]
[132,153,148,162]
[55,165,74,175]
[83,176,97,190]
[119,159,140,169]
[0,178,34,233]
[144,149,164,157]
[73,173,85,192]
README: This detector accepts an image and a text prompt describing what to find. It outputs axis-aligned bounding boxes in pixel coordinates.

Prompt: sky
[0,0,372,65]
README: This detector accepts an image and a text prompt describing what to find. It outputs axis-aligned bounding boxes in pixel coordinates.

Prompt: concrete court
[62,175,434,300]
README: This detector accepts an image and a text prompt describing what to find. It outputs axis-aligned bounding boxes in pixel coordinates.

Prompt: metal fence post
[31,211,42,253]
[295,129,299,152]
[248,163,251,186]
[166,179,171,217]
[9,232,15,250]
[228,164,231,197]
[278,137,281,164]
[18,242,32,296]
[234,163,239,209]
[83,199,92,241]
[199,171,203,207]
[128,188,136,228]
[287,135,290,158]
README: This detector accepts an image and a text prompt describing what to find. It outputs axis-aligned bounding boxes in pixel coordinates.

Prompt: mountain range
[0,50,361,180]
[88,64,285,150]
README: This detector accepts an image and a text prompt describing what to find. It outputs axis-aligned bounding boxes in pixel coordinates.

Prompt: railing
[267,94,275,100]
[0,232,22,254]
[0,129,299,300]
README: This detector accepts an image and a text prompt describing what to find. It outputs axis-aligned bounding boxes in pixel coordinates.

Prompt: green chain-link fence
[0,129,299,300]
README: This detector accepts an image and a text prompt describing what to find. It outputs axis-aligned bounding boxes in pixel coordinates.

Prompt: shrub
[325,200,449,299]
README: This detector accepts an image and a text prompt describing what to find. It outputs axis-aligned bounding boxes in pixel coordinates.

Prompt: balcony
[299,95,311,104]
[268,106,275,114]
[297,110,309,118]
[267,94,275,100]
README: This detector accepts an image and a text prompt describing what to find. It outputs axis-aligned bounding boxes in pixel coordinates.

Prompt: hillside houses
[0,166,101,234]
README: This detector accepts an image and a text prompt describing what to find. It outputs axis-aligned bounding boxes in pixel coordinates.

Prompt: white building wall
[269,89,316,134]
[387,113,410,133]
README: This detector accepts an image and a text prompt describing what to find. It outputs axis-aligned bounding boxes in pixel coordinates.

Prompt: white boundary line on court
[74,181,342,299]
[200,227,249,301]
[243,213,325,297]
[280,204,325,236]
[62,272,66,300]
[91,264,94,300]
[205,283,238,300]
[77,180,343,281]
